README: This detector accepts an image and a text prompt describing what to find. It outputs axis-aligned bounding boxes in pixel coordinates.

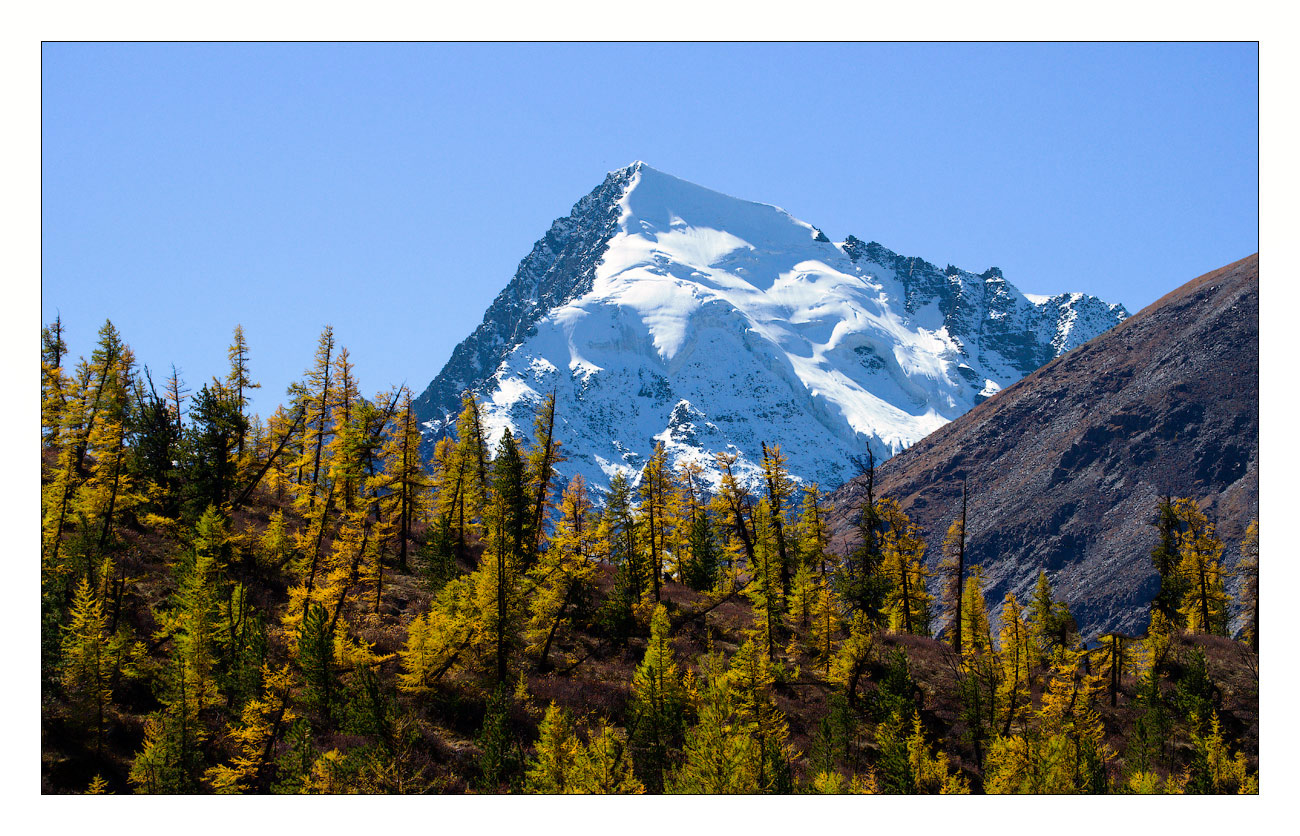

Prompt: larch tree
[1173,498,1229,636]
[830,611,876,708]
[639,443,671,602]
[204,664,297,793]
[320,387,401,621]
[525,702,583,793]
[131,507,231,792]
[525,703,644,794]
[524,391,564,569]
[841,446,887,620]
[376,387,429,574]
[746,498,784,660]
[1236,519,1258,651]
[76,320,131,471]
[1186,711,1258,794]
[877,499,932,636]
[61,575,114,756]
[164,364,191,438]
[1149,495,1187,634]
[675,458,708,576]
[225,325,260,461]
[670,650,756,793]
[759,442,794,596]
[1009,643,1110,794]
[397,574,479,692]
[996,593,1032,736]
[705,489,744,591]
[873,711,968,794]
[956,566,998,769]
[571,722,644,794]
[478,429,529,684]
[295,326,336,509]
[41,315,69,446]
[808,575,843,677]
[42,360,92,590]
[728,636,795,793]
[661,465,694,585]
[431,394,490,566]
[938,478,968,654]
[627,604,687,793]
[1026,570,1073,668]
[525,475,595,672]
[73,322,140,561]
[322,346,361,511]
[795,482,828,576]
[785,562,819,637]
[714,451,757,570]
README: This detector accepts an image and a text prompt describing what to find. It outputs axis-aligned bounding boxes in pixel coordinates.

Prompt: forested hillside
[40,317,1259,794]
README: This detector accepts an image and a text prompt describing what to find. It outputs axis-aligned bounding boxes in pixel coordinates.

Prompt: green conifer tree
[628,605,686,792]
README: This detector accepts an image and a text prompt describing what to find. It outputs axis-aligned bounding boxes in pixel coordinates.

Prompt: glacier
[413,162,1128,494]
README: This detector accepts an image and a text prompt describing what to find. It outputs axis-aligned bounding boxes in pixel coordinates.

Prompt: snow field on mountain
[423,162,1128,494]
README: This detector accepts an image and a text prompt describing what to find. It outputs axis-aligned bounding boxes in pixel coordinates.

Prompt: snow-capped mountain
[413,162,1128,492]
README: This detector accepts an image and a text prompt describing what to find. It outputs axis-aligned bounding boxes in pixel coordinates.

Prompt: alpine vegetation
[41,312,1256,794]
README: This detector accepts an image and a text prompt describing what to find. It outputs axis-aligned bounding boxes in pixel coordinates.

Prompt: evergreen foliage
[38,318,1258,795]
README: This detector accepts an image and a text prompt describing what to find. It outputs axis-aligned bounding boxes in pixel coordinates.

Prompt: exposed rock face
[412,166,635,421]
[413,162,1127,493]
[824,255,1259,640]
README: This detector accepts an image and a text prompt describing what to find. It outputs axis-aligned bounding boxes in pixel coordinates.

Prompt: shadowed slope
[825,254,1259,639]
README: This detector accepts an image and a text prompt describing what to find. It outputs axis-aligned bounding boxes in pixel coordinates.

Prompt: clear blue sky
[41,42,1258,416]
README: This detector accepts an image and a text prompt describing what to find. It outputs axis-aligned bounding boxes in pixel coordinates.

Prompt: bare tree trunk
[537,583,574,674]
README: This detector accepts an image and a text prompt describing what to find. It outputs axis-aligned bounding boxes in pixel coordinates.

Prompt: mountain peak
[615,159,648,173]
[414,166,1128,493]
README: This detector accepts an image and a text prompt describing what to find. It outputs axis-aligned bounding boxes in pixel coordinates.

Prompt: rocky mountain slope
[414,162,1128,492]
[824,255,1259,640]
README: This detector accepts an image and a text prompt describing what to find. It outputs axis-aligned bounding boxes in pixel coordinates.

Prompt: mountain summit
[413,162,1128,490]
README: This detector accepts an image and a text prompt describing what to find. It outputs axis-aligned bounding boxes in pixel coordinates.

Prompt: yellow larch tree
[639,442,671,602]
[524,702,584,793]
[938,478,968,653]
[807,575,843,677]
[877,498,932,636]
[73,322,141,563]
[1173,498,1229,635]
[293,325,336,510]
[41,316,70,446]
[525,474,595,672]
[746,497,784,660]
[524,391,564,567]
[205,664,297,793]
[1235,519,1258,651]
[61,575,114,756]
[570,721,644,793]
[794,482,828,576]
[996,593,1032,736]
[728,636,796,792]
[759,442,795,596]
